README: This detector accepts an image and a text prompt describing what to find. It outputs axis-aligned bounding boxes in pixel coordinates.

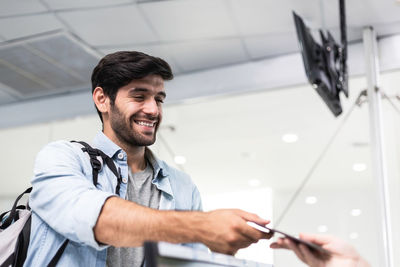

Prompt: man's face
[108,75,166,147]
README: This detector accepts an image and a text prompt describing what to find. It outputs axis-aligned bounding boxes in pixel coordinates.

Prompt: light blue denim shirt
[24,131,203,267]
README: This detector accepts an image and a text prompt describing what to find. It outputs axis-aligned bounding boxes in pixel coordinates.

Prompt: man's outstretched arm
[94,196,272,255]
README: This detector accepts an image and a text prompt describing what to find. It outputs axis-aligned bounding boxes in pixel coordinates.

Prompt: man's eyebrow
[158,91,167,98]
[129,87,149,93]
[129,87,166,98]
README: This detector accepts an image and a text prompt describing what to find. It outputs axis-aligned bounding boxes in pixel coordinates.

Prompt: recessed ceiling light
[174,155,186,165]
[351,209,362,216]
[248,179,261,187]
[352,163,367,172]
[305,196,318,205]
[317,225,328,233]
[349,232,359,239]
[282,133,298,143]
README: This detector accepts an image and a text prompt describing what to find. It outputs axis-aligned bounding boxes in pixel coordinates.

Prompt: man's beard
[110,103,159,147]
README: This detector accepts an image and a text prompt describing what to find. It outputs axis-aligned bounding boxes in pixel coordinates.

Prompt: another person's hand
[200,209,273,255]
[270,233,370,267]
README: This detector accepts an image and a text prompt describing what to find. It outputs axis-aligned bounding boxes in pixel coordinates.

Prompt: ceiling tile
[100,38,248,74]
[244,33,298,59]
[42,0,131,10]
[0,32,99,99]
[58,6,158,46]
[345,0,400,27]
[166,38,248,72]
[0,14,64,40]
[231,0,316,35]
[0,0,47,17]
[140,0,237,41]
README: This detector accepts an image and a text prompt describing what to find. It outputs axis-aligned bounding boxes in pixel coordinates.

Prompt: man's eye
[133,96,144,101]
[156,98,164,103]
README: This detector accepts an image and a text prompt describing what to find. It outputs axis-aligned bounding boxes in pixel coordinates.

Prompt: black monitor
[293,8,348,117]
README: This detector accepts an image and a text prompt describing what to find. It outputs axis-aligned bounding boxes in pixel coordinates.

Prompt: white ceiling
[0,0,400,106]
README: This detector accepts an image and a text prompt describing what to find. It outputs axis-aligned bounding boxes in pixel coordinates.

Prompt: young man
[24,51,272,267]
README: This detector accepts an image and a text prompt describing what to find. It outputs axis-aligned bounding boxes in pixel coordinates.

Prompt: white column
[363,26,394,267]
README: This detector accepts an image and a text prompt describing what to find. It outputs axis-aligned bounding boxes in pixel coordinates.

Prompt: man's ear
[93,87,109,113]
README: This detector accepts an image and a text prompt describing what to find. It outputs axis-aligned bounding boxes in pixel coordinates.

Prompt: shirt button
[117,153,124,160]
[122,177,128,184]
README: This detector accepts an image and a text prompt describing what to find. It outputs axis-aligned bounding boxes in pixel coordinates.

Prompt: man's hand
[197,209,273,255]
[270,233,370,267]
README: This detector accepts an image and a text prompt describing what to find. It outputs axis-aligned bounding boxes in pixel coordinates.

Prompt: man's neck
[125,146,147,173]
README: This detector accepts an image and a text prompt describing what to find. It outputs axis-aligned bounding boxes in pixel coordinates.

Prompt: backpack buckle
[90,158,102,171]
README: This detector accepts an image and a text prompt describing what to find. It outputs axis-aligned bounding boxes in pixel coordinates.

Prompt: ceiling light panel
[174,156,186,165]
[58,6,158,46]
[140,0,236,41]
[27,35,99,80]
[0,33,99,98]
[0,57,49,96]
[305,196,317,204]
[282,133,298,143]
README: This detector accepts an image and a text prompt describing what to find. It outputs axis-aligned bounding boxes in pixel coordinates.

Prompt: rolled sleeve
[71,190,115,249]
[30,141,117,250]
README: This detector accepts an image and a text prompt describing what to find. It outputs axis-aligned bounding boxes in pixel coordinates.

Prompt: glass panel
[151,71,400,266]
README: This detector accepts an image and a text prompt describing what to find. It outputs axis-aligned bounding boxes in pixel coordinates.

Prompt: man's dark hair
[91,51,173,122]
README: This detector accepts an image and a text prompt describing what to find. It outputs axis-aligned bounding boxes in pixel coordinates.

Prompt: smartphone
[247,222,331,256]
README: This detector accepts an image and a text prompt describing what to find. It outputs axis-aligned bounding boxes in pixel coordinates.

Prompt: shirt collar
[92,131,123,159]
[145,148,167,179]
[92,131,169,179]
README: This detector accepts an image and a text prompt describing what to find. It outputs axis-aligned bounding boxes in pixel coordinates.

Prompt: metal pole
[363,26,394,267]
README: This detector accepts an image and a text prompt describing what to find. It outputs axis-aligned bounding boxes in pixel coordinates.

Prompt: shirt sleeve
[191,184,203,211]
[30,141,116,250]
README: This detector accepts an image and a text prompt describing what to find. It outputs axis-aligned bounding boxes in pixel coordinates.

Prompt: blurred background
[0,0,400,266]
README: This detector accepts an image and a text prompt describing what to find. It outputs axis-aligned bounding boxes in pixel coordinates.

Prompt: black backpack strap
[0,187,32,229]
[96,150,122,195]
[14,215,31,267]
[72,141,102,186]
[71,141,122,194]
[2,253,15,267]
[47,239,69,267]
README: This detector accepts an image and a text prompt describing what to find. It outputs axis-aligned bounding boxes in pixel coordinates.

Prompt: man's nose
[143,99,159,116]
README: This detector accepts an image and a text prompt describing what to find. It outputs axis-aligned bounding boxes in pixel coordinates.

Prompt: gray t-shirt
[106,160,161,267]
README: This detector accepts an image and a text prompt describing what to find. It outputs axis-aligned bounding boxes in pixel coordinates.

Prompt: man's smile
[133,119,157,128]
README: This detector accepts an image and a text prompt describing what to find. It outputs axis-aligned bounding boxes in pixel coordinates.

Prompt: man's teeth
[137,121,154,127]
